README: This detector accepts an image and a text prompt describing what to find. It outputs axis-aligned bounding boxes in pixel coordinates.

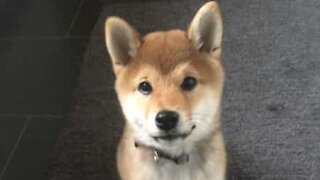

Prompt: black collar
[134,142,189,165]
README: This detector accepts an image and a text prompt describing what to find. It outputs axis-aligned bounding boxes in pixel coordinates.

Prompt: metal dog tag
[153,150,159,163]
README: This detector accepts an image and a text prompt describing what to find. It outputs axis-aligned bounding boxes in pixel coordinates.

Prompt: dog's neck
[133,129,221,165]
[134,141,190,165]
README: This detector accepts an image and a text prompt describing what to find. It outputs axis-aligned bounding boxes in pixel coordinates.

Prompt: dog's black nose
[155,110,179,131]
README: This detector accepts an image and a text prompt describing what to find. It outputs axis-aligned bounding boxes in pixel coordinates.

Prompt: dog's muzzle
[152,124,196,141]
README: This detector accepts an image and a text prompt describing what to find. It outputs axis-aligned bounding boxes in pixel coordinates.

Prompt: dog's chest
[160,164,205,180]
[139,156,211,180]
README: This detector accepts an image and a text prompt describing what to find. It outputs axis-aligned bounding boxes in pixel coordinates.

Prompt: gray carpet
[48,0,320,179]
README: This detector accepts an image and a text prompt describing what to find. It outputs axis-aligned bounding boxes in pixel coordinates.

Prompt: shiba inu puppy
[105,1,226,180]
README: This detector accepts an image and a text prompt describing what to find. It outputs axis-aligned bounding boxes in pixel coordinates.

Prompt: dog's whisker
[186,115,208,119]
[187,115,208,120]
[186,117,207,122]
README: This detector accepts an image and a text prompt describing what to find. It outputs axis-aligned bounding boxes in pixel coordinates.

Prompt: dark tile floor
[0,39,87,114]
[0,117,63,180]
[0,0,101,179]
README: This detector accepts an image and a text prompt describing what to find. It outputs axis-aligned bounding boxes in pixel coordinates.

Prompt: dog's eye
[181,76,197,91]
[138,81,152,95]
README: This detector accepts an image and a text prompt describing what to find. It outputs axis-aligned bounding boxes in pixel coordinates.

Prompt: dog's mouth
[152,125,196,141]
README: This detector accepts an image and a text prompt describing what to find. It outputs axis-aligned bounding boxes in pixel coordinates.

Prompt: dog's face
[105,2,223,153]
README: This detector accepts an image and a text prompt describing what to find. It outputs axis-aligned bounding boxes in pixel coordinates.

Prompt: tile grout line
[0,36,89,41]
[65,0,86,38]
[0,114,63,119]
[0,117,31,180]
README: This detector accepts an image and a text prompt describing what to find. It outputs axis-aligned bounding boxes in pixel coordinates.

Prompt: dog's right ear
[105,17,141,73]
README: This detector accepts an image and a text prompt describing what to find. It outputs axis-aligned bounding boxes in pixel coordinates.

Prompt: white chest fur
[136,152,218,180]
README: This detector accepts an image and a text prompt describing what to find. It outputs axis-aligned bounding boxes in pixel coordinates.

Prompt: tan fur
[105,2,226,180]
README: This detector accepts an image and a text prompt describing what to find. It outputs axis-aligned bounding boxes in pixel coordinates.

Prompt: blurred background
[0,0,319,180]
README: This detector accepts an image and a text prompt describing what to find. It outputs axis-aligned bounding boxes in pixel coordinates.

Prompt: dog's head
[105,2,223,153]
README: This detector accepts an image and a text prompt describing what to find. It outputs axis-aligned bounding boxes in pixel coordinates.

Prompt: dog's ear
[105,17,141,72]
[188,1,223,53]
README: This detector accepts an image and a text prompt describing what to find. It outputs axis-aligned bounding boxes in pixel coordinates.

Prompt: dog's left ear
[188,1,223,53]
